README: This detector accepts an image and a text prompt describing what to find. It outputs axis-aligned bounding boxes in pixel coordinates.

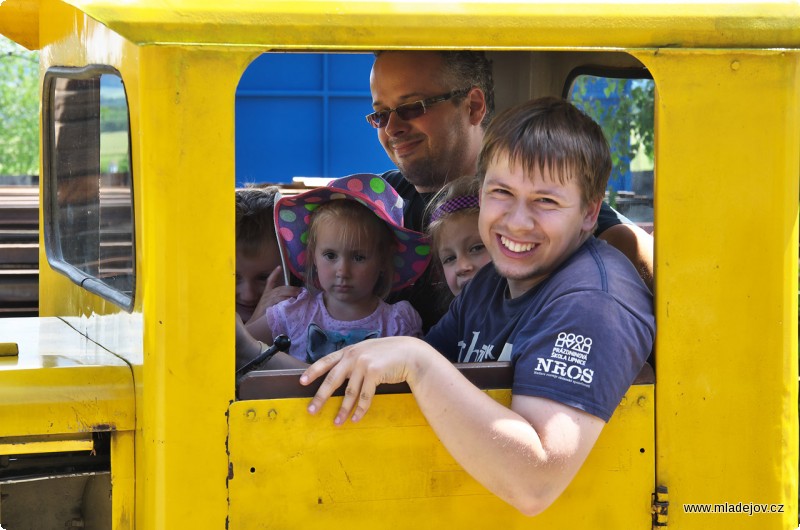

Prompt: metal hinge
[652,485,669,528]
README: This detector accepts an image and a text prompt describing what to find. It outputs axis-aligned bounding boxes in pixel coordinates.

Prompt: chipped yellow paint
[228,386,655,528]
[0,434,94,455]
[0,318,134,438]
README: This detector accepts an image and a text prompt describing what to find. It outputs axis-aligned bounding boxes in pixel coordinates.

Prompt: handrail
[238,361,654,400]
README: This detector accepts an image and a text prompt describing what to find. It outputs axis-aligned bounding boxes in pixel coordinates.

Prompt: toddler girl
[247,173,430,363]
[426,176,491,300]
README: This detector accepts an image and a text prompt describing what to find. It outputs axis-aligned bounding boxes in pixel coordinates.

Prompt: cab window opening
[42,66,135,311]
[565,67,655,235]
[234,51,656,400]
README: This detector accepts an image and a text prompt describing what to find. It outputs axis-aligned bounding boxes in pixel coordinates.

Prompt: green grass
[100,130,130,173]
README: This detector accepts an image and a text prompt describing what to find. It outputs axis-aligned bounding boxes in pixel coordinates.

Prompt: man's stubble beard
[398,156,448,192]
[397,138,471,192]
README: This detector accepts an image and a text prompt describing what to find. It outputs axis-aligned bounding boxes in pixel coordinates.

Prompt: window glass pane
[567,75,654,231]
[46,69,134,309]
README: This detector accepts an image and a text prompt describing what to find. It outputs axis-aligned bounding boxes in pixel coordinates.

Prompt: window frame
[42,65,136,311]
[563,65,655,230]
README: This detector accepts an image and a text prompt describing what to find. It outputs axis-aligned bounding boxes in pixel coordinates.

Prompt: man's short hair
[477,97,611,206]
[436,51,495,128]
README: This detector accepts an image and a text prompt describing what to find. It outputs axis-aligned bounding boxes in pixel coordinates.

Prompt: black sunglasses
[365,88,471,128]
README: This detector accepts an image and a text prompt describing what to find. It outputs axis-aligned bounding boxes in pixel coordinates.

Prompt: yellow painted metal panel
[33,11,143,528]
[0,0,39,50]
[641,49,799,529]
[33,3,249,527]
[112,430,135,530]
[229,384,654,528]
[53,0,800,49]
[0,434,93,455]
[37,0,142,322]
[0,317,134,437]
[136,44,254,530]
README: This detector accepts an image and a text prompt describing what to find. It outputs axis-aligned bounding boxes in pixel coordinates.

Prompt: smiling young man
[301,97,655,515]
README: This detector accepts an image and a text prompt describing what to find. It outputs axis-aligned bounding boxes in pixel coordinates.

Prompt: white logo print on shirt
[533,331,595,386]
[457,331,513,362]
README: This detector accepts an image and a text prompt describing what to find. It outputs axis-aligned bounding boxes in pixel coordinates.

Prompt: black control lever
[236,335,291,380]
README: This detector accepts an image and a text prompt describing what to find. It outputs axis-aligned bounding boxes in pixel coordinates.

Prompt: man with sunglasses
[369,51,494,234]
[367,51,654,329]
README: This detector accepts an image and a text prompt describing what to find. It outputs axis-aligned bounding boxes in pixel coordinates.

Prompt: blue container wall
[235,53,393,186]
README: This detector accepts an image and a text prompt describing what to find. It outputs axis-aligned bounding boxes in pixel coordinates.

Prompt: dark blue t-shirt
[425,237,655,422]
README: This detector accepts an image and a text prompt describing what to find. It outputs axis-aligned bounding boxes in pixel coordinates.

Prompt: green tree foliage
[569,76,655,191]
[0,36,39,177]
[100,104,130,133]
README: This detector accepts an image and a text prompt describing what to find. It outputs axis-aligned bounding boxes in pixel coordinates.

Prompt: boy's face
[478,151,600,299]
[236,240,281,322]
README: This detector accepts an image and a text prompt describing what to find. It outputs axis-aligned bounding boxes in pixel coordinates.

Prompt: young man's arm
[598,224,654,292]
[301,336,604,516]
[595,204,654,291]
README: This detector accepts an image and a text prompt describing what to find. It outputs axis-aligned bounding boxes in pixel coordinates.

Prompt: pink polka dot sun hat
[274,174,431,292]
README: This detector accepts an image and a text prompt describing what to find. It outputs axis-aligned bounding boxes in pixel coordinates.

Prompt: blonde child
[245,174,430,363]
[426,176,491,300]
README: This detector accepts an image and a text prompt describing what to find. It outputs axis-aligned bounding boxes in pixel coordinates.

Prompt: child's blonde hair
[305,200,397,299]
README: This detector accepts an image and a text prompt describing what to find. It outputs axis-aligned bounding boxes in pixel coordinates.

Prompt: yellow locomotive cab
[0,0,796,528]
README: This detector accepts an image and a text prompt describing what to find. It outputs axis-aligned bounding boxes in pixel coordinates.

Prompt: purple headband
[430,195,480,223]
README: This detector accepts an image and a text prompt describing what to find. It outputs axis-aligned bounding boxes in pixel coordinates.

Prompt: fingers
[348,376,377,424]
[300,340,405,424]
[265,265,285,289]
[301,347,376,424]
[299,349,339,385]
[335,369,365,425]
[271,285,302,299]
[332,365,378,425]
[254,278,300,315]
[300,350,345,414]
